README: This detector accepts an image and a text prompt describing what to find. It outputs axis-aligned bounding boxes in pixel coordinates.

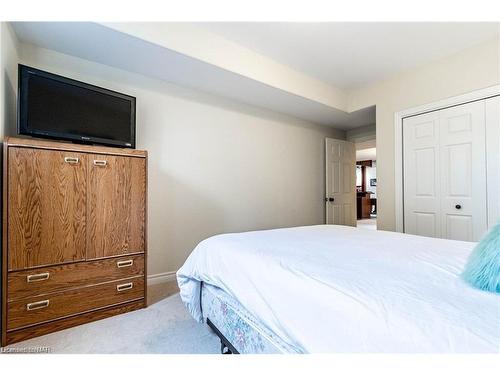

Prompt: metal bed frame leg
[207,318,239,354]
[221,341,232,354]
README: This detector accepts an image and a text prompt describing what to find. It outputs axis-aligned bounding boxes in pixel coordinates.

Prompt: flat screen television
[18,65,136,148]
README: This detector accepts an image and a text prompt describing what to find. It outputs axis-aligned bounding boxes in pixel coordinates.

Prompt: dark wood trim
[5,300,145,345]
[356,160,373,167]
[356,160,373,191]
[361,165,366,191]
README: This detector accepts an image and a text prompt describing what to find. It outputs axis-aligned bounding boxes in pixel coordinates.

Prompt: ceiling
[356,147,376,161]
[196,22,500,89]
[11,22,375,129]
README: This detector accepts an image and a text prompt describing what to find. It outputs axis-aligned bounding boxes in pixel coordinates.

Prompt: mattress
[178,225,500,353]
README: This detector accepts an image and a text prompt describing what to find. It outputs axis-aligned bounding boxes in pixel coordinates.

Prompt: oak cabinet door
[87,155,146,259]
[8,148,88,270]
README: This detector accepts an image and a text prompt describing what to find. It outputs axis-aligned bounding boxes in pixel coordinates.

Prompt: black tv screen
[18,65,136,148]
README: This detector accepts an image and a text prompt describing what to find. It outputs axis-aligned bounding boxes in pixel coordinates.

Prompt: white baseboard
[147,271,177,286]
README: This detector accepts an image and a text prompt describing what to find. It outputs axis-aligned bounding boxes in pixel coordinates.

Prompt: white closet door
[485,96,500,228]
[325,138,356,226]
[439,101,487,242]
[403,111,441,238]
[403,100,488,242]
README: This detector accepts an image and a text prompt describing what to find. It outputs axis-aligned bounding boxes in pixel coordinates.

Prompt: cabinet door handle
[64,157,79,164]
[93,160,107,167]
[117,259,134,268]
[27,272,50,283]
[116,282,133,292]
[27,300,50,311]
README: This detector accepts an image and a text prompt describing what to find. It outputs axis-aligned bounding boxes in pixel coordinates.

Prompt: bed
[177,225,500,353]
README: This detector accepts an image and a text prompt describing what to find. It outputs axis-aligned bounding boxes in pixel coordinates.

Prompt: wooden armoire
[1,137,147,346]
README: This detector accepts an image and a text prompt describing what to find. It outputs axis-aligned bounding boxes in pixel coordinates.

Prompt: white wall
[348,36,500,231]
[16,42,345,276]
[0,22,19,140]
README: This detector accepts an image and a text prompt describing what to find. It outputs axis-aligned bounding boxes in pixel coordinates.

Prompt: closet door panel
[8,148,87,270]
[485,96,500,229]
[439,101,487,242]
[403,111,441,238]
[87,155,146,259]
[445,215,473,242]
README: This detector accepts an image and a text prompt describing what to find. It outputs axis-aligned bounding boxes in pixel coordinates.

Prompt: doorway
[325,107,377,228]
[356,147,377,230]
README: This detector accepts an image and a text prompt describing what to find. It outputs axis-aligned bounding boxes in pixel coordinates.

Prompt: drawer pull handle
[93,160,107,166]
[27,272,50,283]
[64,157,79,164]
[116,282,133,292]
[117,259,134,268]
[27,300,50,311]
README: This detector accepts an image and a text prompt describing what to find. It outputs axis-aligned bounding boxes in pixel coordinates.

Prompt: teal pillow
[462,223,500,293]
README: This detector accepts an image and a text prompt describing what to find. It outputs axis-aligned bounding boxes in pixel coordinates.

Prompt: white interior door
[325,138,356,226]
[403,100,488,241]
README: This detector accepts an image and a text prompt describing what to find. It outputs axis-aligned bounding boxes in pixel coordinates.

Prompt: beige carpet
[5,282,220,354]
[357,218,377,230]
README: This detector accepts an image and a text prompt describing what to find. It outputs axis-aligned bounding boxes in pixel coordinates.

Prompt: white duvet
[177,225,500,353]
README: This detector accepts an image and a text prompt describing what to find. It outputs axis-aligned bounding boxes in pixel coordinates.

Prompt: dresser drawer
[7,276,144,330]
[8,255,144,301]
